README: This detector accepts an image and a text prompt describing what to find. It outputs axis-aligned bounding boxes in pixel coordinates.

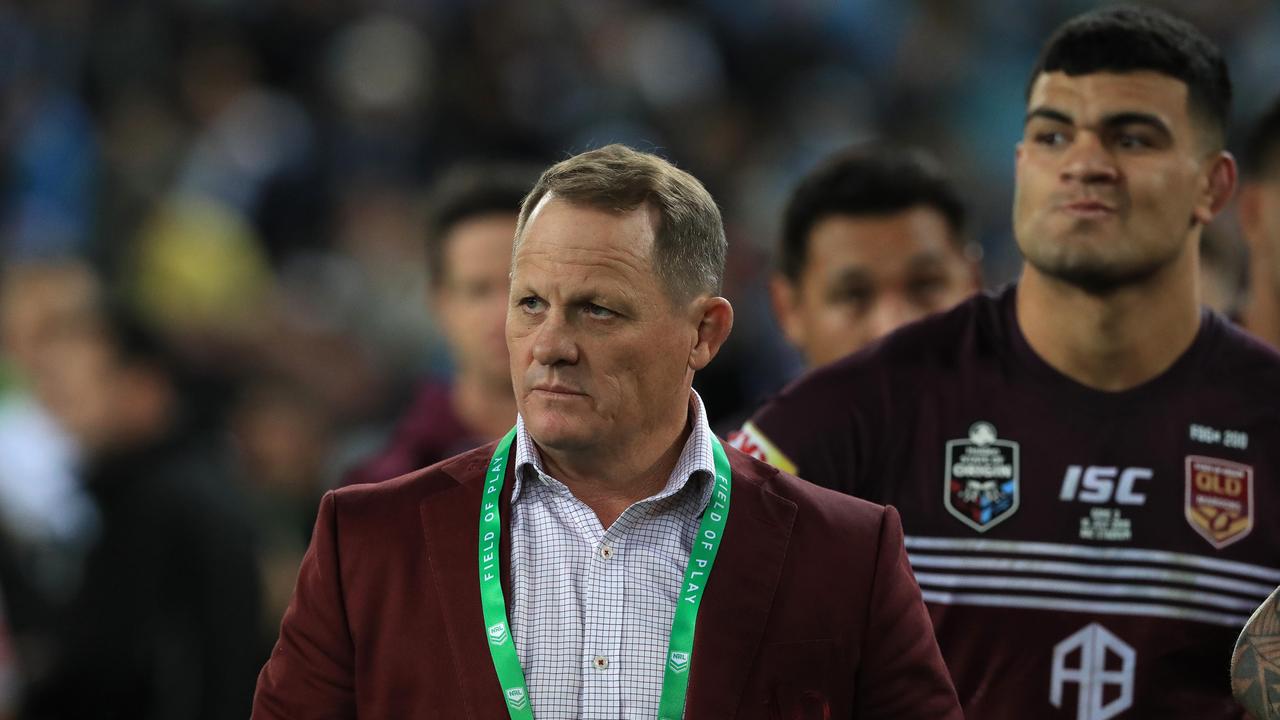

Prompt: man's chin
[523,416,595,454]
[1026,253,1166,296]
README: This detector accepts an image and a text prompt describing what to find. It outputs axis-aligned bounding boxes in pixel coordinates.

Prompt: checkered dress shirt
[508,391,716,720]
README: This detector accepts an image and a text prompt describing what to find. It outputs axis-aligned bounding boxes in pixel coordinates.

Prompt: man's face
[434,213,518,388]
[1014,71,1222,292]
[508,197,699,454]
[772,206,977,367]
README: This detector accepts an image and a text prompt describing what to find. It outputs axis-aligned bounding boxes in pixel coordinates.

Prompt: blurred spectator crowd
[1,0,1279,716]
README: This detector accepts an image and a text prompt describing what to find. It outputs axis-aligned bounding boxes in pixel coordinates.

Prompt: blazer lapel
[685,456,796,719]
[419,443,515,719]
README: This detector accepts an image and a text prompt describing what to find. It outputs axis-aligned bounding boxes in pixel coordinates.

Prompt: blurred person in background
[1239,96,1280,348]
[0,262,100,654]
[231,376,334,656]
[768,144,980,368]
[341,163,537,486]
[0,260,103,720]
[21,303,262,720]
[1198,226,1248,318]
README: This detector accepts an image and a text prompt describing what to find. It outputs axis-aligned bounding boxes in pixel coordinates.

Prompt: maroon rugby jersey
[341,381,487,487]
[731,285,1280,720]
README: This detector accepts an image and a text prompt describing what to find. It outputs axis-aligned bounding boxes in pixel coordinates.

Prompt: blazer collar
[420,442,795,719]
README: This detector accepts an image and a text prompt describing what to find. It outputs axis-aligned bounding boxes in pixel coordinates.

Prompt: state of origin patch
[944,421,1020,533]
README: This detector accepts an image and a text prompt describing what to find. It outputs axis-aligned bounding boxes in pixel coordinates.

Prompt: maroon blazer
[253,441,960,719]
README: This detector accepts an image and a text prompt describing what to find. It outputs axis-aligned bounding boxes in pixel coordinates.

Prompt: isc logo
[1059,466,1152,505]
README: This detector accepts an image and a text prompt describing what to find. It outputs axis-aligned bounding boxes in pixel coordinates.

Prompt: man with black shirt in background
[733,7,1280,718]
[24,305,262,719]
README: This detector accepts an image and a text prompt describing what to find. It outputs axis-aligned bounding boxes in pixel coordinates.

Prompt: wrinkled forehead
[512,197,659,280]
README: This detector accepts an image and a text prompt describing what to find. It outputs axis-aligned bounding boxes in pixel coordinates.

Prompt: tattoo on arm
[1234,586,1280,719]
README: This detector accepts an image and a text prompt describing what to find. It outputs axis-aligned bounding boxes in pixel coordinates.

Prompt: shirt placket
[580,505,632,719]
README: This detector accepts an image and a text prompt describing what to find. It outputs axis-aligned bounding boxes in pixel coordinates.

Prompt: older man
[253,145,959,719]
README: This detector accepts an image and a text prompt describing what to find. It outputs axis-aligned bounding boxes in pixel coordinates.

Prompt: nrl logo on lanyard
[488,621,510,646]
[505,687,528,710]
[944,422,1020,533]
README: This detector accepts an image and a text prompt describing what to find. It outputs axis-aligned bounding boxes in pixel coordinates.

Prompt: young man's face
[434,213,519,389]
[771,206,978,367]
[1014,70,1230,292]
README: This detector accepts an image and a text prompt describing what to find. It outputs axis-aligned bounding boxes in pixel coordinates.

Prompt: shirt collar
[512,389,717,511]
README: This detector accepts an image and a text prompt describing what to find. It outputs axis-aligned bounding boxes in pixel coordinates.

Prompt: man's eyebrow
[1102,111,1172,137]
[829,266,871,285]
[1025,107,1072,126]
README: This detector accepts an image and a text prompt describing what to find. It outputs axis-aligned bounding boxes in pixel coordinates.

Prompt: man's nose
[1060,133,1120,185]
[531,312,579,366]
[866,294,919,343]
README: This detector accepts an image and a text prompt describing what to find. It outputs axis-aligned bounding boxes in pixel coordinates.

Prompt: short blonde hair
[515,144,726,300]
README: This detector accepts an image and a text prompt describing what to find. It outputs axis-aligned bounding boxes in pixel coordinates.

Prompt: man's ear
[1194,151,1238,225]
[688,296,734,372]
[768,274,806,351]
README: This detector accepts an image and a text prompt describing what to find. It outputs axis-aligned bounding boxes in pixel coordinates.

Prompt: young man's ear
[1195,151,1238,225]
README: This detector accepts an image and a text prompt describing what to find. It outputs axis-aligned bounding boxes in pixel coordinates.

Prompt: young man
[343,165,534,486]
[1239,97,1280,348]
[732,7,1280,718]
[255,145,961,718]
[770,144,979,367]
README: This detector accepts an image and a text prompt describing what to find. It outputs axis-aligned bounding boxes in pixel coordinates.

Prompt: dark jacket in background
[23,430,263,720]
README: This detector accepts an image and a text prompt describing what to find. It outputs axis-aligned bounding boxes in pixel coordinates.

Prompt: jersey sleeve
[729,357,886,498]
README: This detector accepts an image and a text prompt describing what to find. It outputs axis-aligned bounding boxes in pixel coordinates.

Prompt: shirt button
[600,544,614,560]
[593,655,609,671]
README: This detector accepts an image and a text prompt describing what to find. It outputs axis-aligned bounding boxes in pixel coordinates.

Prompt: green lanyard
[478,425,732,720]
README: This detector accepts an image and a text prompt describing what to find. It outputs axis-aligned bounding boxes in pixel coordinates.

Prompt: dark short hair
[515,144,726,300]
[425,164,539,289]
[778,144,966,281]
[1027,5,1231,148]
[1244,96,1280,179]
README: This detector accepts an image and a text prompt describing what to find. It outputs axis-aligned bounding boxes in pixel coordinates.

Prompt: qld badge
[1185,455,1253,549]
[945,422,1020,533]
